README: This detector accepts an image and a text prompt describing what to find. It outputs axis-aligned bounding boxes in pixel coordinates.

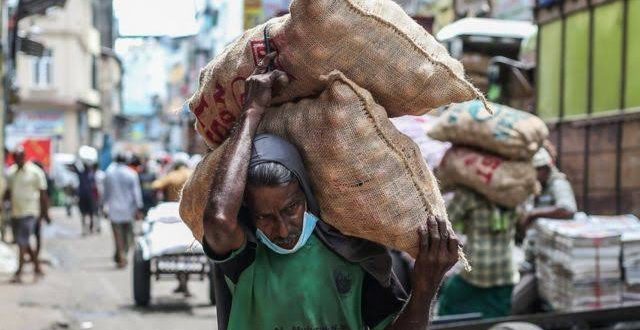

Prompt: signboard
[8,110,64,137]
[5,138,53,173]
[244,0,263,30]
[5,110,64,150]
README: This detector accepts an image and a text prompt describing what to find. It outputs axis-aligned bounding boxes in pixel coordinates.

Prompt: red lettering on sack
[463,155,479,167]
[213,83,226,104]
[475,168,494,184]
[193,95,208,116]
[210,119,230,141]
[218,109,237,126]
[475,155,502,184]
[461,152,501,184]
[480,156,502,170]
[208,81,238,134]
[204,129,215,144]
[231,76,247,108]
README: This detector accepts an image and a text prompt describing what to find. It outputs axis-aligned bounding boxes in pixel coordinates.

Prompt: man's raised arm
[200,54,289,256]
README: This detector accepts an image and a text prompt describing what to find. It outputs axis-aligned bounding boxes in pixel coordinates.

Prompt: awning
[436,17,537,42]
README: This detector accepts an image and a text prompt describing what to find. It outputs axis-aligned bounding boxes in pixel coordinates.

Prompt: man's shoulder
[549,169,570,185]
[26,162,45,174]
[16,162,45,177]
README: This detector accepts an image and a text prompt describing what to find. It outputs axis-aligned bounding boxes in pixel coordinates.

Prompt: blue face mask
[256,212,318,254]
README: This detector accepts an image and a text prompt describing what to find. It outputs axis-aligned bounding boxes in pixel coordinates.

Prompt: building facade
[10,0,101,153]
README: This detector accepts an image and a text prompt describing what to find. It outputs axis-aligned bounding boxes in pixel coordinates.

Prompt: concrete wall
[13,0,101,153]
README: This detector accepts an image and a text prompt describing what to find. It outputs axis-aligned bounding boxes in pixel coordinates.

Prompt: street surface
[0,207,217,330]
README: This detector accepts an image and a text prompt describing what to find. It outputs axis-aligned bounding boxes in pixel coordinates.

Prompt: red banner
[6,138,53,172]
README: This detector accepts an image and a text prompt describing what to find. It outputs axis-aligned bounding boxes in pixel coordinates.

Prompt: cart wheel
[133,243,151,306]
[208,261,216,306]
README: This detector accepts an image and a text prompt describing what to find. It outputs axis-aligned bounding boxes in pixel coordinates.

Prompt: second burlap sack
[180,71,449,258]
[428,101,548,160]
[189,0,486,149]
[437,146,540,208]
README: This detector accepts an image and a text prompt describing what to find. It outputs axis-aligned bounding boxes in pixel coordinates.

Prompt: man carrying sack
[191,55,460,330]
[437,186,519,319]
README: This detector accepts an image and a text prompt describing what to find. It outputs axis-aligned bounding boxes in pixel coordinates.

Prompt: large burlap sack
[437,147,540,208]
[189,0,486,149]
[428,101,549,160]
[180,71,449,257]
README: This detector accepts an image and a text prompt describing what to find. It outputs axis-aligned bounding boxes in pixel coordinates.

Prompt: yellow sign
[244,0,263,30]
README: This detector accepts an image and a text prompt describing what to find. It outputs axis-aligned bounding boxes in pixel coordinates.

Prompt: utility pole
[0,0,7,181]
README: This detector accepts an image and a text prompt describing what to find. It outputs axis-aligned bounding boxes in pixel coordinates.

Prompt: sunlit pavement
[0,207,217,330]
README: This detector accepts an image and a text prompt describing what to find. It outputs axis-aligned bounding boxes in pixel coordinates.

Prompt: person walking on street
[131,157,157,215]
[73,161,99,235]
[182,56,460,329]
[4,148,50,283]
[103,154,143,268]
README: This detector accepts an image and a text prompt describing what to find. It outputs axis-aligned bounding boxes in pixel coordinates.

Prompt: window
[32,49,52,87]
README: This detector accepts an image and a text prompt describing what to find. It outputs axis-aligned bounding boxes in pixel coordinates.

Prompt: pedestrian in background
[151,160,191,203]
[4,147,50,283]
[73,161,99,235]
[103,154,143,268]
[130,156,157,216]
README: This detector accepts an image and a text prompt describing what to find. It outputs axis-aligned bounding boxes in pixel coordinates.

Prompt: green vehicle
[535,0,639,218]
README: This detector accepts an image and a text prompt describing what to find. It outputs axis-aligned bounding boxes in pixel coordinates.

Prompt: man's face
[245,180,306,250]
[15,151,25,168]
[536,165,551,186]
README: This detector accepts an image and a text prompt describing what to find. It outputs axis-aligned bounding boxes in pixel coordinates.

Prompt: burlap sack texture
[180,71,450,258]
[428,101,549,160]
[437,147,540,208]
[188,0,487,149]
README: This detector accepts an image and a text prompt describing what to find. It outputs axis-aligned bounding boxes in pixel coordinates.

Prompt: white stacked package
[622,232,640,300]
[590,215,640,301]
[535,214,640,309]
[535,218,623,311]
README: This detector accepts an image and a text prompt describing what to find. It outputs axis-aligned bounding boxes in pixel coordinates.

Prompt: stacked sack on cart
[535,214,640,311]
[179,0,487,260]
[428,100,548,208]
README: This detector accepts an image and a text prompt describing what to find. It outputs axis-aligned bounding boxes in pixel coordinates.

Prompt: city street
[0,207,217,330]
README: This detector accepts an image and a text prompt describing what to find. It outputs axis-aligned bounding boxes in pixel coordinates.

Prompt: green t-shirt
[211,234,400,330]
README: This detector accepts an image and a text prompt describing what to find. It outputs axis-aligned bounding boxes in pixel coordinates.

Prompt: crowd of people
[1,146,199,286]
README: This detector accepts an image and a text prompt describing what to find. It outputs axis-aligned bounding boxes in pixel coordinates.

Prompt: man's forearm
[203,108,263,248]
[385,289,436,330]
[529,206,574,221]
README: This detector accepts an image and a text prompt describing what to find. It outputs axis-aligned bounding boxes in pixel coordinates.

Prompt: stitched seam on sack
[341,0,489,110]
[329,73,434,250]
